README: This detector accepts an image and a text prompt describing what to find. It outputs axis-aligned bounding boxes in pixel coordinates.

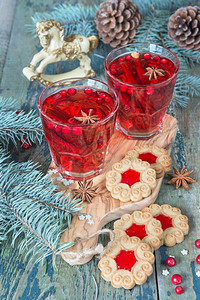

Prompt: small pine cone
[168,6,200,50]
[95,0,142,48]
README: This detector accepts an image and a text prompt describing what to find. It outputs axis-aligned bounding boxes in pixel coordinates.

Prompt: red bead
[125,54,132,61]
[120,84,127,93]
[118,57,125,62]
[60,89,67,96]
[143,53,151,60]
[166,257,176,267]
[196,255,200,264]
[84,88,93,94]
[175,286,184,295]
[195,239,200,248]
[153,55,160,61]
[67,88,76,95]
[171,274,182,285]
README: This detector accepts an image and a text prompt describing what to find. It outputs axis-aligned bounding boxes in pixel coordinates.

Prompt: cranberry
[20,137,31,150]
[73,127,82,135]
[110,68,118,75]
[84,88,93,94]
[96,98,104,104]
[120,84,127,93]
[62,126,71,134]
[118,57,125,62]
[195,239,200,248]
[153,55,160,61]
[160,58,168,64]
[99,92,106,99]
[146,88,154,96]
[196,255,200,264]
[60,89,67,96]
[47,122,54,129]
[127,87,135,95]
[54,126,61,132]
[125,54,132,61]
[175,286,184,295]
[166,257,176,267]
[171,274,182,285]
[67,88,76,95]
[105,96,112,102]
[143,53,151,60]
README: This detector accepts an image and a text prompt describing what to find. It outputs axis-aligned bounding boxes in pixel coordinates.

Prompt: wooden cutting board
[48,114,177,265]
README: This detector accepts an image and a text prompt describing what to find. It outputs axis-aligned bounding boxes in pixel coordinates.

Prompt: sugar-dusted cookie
[142,204,189,247]
[98,235,155,289]
[125,145,172,178]
[106,158,156,202]
[114,211,163,251]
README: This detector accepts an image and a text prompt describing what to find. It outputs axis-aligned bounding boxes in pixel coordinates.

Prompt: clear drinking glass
[105,42,179,138]
[38,78,119,180]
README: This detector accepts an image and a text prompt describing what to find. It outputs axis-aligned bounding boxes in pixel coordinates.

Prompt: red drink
[38,79,118,180]
[105,43,179,138]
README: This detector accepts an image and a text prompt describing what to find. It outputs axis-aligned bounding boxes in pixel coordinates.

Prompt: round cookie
[125,145,172,178]
[114,211,163,251]
[98,235,155,289]
[142,204,189,247]
[106,158,156,202]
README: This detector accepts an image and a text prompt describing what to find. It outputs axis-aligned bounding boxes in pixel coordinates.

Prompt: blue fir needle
[92,275,98,300]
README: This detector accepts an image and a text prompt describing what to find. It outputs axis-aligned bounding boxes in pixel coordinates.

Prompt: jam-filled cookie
[142,204,189,247]
[98,235,155,289]
[106,158,156,202]
[114,210,163,251]
[125,145,172,178]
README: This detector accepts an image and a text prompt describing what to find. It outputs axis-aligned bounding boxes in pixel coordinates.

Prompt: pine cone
[95,0,142,48]
[168,6,200,50]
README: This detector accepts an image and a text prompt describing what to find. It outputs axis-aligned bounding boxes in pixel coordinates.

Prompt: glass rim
[37,77,119,127]
[104,42,180,88]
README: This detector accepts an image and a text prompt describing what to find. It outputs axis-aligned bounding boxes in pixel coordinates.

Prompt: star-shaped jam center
[74,109,100,125]
[114,250,138,271]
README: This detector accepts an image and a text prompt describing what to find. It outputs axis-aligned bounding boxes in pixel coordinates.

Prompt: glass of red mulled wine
[105,42,179,138]
[38,78,119,180]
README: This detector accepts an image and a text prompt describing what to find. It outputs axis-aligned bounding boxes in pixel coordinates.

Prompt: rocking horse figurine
[23,20,99,86]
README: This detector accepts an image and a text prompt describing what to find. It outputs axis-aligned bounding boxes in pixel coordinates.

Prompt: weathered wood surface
[0,0,200,299]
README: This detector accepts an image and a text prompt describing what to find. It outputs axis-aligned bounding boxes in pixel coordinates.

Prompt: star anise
[74,109,100,125]
[167,166,195,190]
[144,67,165,81]
[72,179,98,203]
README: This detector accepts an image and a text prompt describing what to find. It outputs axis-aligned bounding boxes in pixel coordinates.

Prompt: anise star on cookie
[167,166,195,190]
[144,67,165,81]
[74,109,100,125]
[73,179,98,203]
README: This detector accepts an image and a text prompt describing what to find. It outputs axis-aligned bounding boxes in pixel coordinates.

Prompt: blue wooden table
[0,0,200,299]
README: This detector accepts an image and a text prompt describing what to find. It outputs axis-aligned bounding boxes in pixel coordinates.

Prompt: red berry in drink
[118,57,125,62]
[105,96,112,102]
[175,286,184,295]
[171,274,182,285]
[54,126,61,132]
[127,87,135,94]
[67,88,76,95]
[84,88,93,94]
[120,84,127,93]
[72,127,82,135]
[60,89,67,96]
[110,68,118,75]
[99,92,106,99]
[62,126,71,134]
[160,58,168,64]
[195,239,200,248]
[125,54,132,61]
[47,122,54,129]
[166,257,176,267]
[143,53,151,60]
[196,255,200,264]
[96,98,104,104]
[153,55,160,61]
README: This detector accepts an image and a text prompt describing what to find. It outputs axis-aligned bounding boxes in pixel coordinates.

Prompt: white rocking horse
[23,20,99,85]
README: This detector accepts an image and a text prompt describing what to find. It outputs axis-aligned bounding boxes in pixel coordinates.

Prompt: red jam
[114,250,138,271]
[138,152,157,164]
[121,169,140,187]
[154,214,173,230]
[125,223,147,239]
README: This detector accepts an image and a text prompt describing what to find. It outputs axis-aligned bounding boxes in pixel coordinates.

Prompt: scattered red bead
[84,88,93,94]
[195,239,200,248]
[196,255,200,264]
[118,57,125,62]
[67,88,76,95]
[166,257,176,267]
[171,274,182,285]
[143,53,151,60]
[125,54,132,61]
[175,286,184,295]
[60,89,67,96]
